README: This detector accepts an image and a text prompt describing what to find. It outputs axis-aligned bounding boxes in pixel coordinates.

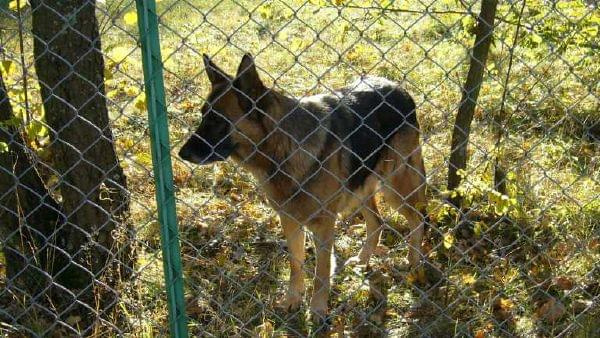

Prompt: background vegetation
[0,0,598,336]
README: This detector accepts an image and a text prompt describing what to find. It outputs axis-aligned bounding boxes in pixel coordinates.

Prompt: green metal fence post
[134,1,188,337]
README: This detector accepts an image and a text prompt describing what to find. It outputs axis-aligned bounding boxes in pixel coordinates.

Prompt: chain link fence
[1,0,598,336]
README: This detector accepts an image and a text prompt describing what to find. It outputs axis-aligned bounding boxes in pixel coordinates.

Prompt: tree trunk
[30,0,132,326]
[0,70,67,323]
[493,0,527,196]
[447,0,499,206]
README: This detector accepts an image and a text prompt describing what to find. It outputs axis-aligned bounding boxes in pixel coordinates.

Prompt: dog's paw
[310,307,329,323]
[345,245,389,267]
[373,244,390,256]
[310,309,331,334]
[345,255,368,267]
[309,297,329,321]
[276,293,303,312]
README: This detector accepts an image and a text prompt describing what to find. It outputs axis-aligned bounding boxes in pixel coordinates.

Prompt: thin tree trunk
[30,0,132,327]
[447,0,499,206]
[493,0,527,195]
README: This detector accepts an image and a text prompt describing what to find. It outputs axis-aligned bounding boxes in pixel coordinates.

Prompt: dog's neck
[230,91,330,204]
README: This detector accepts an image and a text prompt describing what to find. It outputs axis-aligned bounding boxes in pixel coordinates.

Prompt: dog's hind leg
[307,215,335,319]
[383,150,427,267]
[278,215,306,311]
[347,196,385,266]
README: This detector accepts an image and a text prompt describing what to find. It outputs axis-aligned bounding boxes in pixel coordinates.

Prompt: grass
[1,0,599,336]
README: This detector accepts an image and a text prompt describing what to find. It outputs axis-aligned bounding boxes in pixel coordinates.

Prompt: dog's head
[179,54,274,165]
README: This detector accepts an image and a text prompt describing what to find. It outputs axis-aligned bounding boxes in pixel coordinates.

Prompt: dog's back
[327,76,419,190]
[286,76,420,197]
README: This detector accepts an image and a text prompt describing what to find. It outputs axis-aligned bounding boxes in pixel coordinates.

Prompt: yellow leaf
[443,233,454,249]
[104,65,114,80]
[473,221,484,237]
[474,329,486,338]
[123,11,138,26]
[0,142,8,153]
[462,273,476,285]
[135,152,152,166]
[499,298,514,310]
[107,89,119,99]
[134,93,146,111]
[1,61,13,75]
[506,171,516,180]
[406,271,416,285]
[125,86,139,97]
[9,0,28,11]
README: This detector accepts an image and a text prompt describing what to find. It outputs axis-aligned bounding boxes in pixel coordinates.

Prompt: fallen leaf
[462,273,476,285]
[253,321,274,338]
[536,297,565,323]
[443,232,454,249]
[493,298,514,321]
[373,244,389,256]
[552,276,574,290]
[588,238,599,250]
[572,299,592,314]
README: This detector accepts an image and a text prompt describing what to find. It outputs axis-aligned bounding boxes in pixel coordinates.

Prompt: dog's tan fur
[180,55,427,318]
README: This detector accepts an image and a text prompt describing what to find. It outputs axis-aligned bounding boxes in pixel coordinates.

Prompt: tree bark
[30,0,132,327]
[0,70,65,296]
[447,0,499,206]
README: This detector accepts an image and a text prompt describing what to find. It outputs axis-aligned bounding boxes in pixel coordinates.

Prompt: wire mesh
[0,0,598,336]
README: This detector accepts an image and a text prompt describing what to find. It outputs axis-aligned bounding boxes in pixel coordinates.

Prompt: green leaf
[381,0,394,8]
[530,34,543,44]
[474,222,484,237]
[257,2,273,19]
[26,120,48,140]
[0,142,8,153]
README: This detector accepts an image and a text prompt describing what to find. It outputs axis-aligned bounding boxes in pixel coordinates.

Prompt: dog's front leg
[278,215,306,311]
[307,216,335,320]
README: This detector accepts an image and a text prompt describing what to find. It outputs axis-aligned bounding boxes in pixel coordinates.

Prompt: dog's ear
[203,54,231,85]
[234,54,266,111]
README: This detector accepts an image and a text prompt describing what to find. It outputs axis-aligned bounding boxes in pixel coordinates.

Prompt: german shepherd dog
[179,54,427,318]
